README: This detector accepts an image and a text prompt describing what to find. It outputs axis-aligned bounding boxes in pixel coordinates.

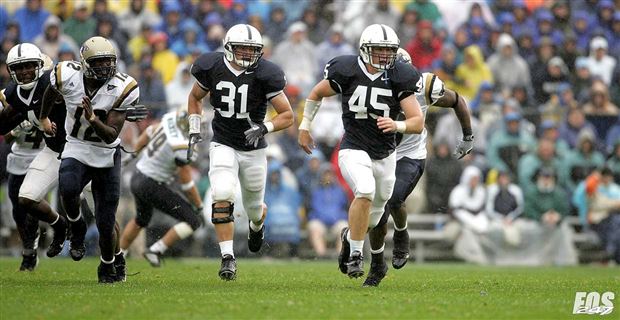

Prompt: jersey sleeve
[323,57,349,93]
[190,54,212,91]
[393,63,422,101]
[422,73,445,106]
[261,63,287,101]
[111,77,140,112]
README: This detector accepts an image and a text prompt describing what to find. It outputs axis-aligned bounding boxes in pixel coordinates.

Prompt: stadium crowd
[1,0,619,264]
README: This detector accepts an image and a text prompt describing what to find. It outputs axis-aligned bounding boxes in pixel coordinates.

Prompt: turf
[0,258,617,320]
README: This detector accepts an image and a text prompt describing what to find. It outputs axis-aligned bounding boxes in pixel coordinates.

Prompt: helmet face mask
[223,24,264,69]
[6,43,44,90]
[85,56,116,81]
[228,43,263,68]
[364,45,398,70]
[80,36,117,82]
[359,24,400,71]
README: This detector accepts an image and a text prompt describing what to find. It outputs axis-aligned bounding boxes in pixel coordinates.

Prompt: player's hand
[82,96,96,123]
[298,129,316,154]
[244,120,268,148]
[377,117,397,133]
[125,105,149,122]
[454,135,474,159]
[10,120,33,137]
[40,117,56,137]
[192,204,206,225]
[187,133,202,161]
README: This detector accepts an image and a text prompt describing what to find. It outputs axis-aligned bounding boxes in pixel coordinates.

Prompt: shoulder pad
[53,61,82,92]
[324,55,358,79]
[420,72,445,106]
[193,52,225,73]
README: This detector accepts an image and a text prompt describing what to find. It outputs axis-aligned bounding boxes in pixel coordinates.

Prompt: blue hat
[598,0,614,9]
[181,19,200,33]
[504,112,522,122]
[499,12,515,25]
[575,56,589,69]
[163,1,181,14]
[573,11,591,22]
[540,120,557,130]
[469,17,485,28]
[512,0,526,9]
[203,12,222,27]
[479,81,494,91]
[537,10,553,22]
[613,11,620,22]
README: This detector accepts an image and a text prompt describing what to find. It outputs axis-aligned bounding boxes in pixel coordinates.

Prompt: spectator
[92,0,119,28]
[550,0,572,33]
[595,0,615,31]
[33,15,79,61]
[170,20,209,59]
[572,11,593,53]
[149,32,179,84]
[424,140,463,213]
[397,7,419,44]
[434,107,485,154]
[0,5,9,40]
[539,83,577,124]
[95,17,129,65]
[57,43,77,62]
[533,9,563,46]
[534,56,570,105]
[275,120,306,173]
[264,7,288,45]
[515,29,536,63]
[453,45,493,101]
[165,62,193,112]
[306,165,349,258]
[487,33,531,95]
[609,12,620,58]
[295,150,324,212]
[137,62,167,117]
[118,0,161,40]
[12,0,50,42]
[558,107,598,149]
[405,20,442,71]
[485,170,524,223]
[452,27,469,63]
[62,2,96,46]
[363,0,399,31]
[539,120,570,159]
[511,1,535,36]
[582,80,619,116]
[222,0,248,29]
[606,142,620,183]
[272,22,316,95]
[315,24,354,81]
[572,57,592,102]
[128,22,154,63]
[465,17,488,49]
[264,161,302,257]
[518,138,567,196]
[528,36,556,102]
[406,0,441,24]
[300,8,328,45]
[192,0,225,27]
[586,36,617,85]
[157,2,185,46]
[611,68,620,108]
[564,129,605,191]
[523,168,569,227]
[486,112,536,176]
[469,82,498,117]
[558,33,581,75]
[2,21,20,45]
[450,166,487,233]
[204,22,225,52]
[497,12,515,35]
[431,43,459,89]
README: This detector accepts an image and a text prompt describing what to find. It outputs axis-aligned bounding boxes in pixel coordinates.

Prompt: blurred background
[0,0,619,266]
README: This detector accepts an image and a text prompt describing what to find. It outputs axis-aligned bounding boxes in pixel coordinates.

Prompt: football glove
[125,105,149,122]
[244,120,268,148]
[454,135,474,159]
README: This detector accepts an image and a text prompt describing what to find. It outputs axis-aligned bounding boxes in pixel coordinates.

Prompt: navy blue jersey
[1,70,67,153]
[324,55,421,160]
[190,52,286,151]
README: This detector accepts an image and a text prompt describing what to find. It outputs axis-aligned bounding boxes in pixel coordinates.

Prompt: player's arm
[377,95,424,134]
[39,84,62,136]
[244,93,294,147]
[82,96,125,144]
[434,88,474,159]
[177,164,203,210]
[0,105,26,135]
[298,80,337,154]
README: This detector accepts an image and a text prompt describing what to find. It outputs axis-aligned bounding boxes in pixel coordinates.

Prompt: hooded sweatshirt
[454,45,493,100]
[487,33,531,92]
[449,166,486,214]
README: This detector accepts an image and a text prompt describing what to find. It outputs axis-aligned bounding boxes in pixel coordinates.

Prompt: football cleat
[69,219,87,261]
[338,227,350,274]
[19,252,39,272]
[46,216,67,258]
[392,229,410,269]
[97,261,118,284]
[347,251,365,278]
[218,254,237,281]
[362,260,388,287]
[143,250,162,268]
[248,224,265,253]
[114,253,127,282]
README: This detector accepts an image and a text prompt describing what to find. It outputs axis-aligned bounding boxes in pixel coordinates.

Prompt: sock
[219,240,234,258]
[371,245,385,264]
[120,249,128,257]
[394,223,408,232]
[67,213,82,223]
[101,256,115,264]
[115,250,123,258]
[149,240,168,254]
[249,221,263,232]
[49,213,60,226]
[346,230,364,254]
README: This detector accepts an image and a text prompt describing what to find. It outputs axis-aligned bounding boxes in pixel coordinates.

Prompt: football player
[187,24,294,280]
[119,106,203,267]
[363,49,474,287]
[39,36,141,283]
[0,44,69,271]
[298,24,425,279]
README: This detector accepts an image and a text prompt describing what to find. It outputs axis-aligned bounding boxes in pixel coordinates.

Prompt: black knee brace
[211,203,234,224]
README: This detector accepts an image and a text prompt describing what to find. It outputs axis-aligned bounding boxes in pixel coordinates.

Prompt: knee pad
[173,222,194,240]
[242,165,266,192]
[210,170,236,203]
[211,203,234,224]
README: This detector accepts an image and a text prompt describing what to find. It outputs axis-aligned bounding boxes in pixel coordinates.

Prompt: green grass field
[0,257,617,319]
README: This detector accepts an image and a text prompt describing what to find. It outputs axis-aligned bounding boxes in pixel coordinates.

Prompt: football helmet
[6,43,45,90]
[396,48,412,64]
[223,24,263,69]
[359,24,399,70]
[80,36,117,81]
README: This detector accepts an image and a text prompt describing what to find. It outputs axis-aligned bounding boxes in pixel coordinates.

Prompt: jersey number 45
[349,85,392,119]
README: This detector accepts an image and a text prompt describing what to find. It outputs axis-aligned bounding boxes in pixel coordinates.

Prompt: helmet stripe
[246,24,252,40]
[17,44,21,57]
[380,25,387,41]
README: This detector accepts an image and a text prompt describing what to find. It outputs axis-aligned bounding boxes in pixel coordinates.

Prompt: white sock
[67,213,82,223]
[370,244,385,254]
[395,223,408,232]
[101,256,115,264]
[249,220,263,232]
[149,240,168,254]
[115,250,122,256]
[347,230,364,255]
[49,213,60,225]
[219,240,234,258]
[121,249,128,257]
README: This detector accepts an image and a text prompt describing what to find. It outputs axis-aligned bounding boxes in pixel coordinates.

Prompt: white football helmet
[6,43,45,90]
[80,36,117,81]
[223,24,263,69]
[359,24,400,70]
[396,48,412,64]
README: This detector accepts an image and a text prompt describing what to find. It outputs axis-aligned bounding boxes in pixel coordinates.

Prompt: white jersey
[396,72,445,160]
[136,112,194,184]
[50,61,139,168]
[6,123,45,175]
